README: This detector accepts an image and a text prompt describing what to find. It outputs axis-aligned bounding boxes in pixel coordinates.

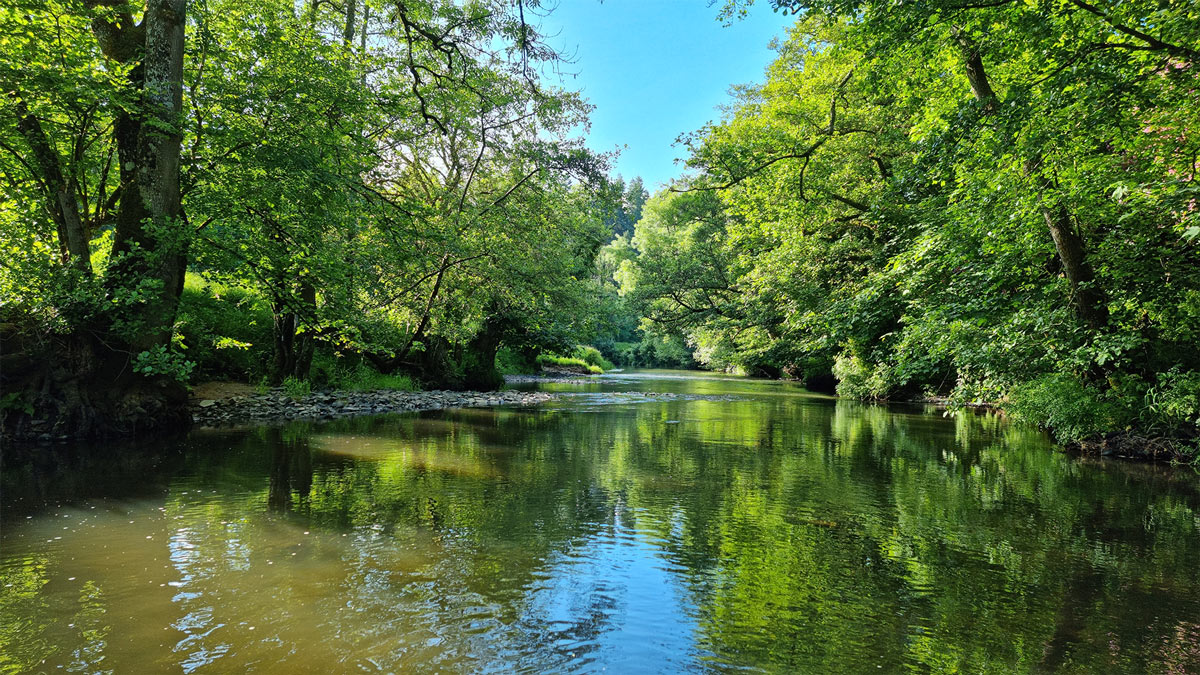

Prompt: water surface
[3,370,1200,673]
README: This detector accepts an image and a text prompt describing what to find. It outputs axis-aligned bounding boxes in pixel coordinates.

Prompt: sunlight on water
[4,370,1200,673]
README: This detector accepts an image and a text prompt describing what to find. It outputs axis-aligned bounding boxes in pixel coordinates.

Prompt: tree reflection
[265,427,313,514]
[4,381,1200,672]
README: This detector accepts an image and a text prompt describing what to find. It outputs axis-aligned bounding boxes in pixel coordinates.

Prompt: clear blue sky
[536,1,788,191]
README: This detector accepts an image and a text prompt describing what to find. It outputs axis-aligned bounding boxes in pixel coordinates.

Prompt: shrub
[496,347,539,375]
[536,354,603,374]
[310,355,419,392]
[339,367,417,392]
[176,276,272,381]
[132,344,196,383]
[832,352,891,400]
[281,376,311,400]
[1145,368,1200,433]
[572,345,614,371]
[1006,374,1130,444]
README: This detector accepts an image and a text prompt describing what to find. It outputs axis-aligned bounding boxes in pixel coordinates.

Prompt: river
[2,370,1199,673]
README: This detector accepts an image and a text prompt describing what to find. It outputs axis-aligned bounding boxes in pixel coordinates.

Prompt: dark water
[3,370,1200,673]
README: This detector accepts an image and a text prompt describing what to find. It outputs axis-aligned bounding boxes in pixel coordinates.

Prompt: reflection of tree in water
[347,400,1199,671]
[265,427,313,514]
[0,440,185,518]
[5,386,1200,672]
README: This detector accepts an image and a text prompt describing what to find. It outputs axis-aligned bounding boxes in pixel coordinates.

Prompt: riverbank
[191,387,556,427]
[502,372,600,385]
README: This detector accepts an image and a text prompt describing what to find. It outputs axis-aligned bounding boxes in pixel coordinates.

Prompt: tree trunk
[271,282,317,383]
[955,29,1107,330]
[2,0,192,443]
[1036,183,1109,330]
[343,0,357,47]
[92,0,187,354]
[12,97,92,271]
[460,315,508,391]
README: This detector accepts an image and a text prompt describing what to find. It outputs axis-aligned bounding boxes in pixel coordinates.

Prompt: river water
[2,370,1199,673]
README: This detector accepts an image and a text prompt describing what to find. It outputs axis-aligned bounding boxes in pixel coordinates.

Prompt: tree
[624,4,1200,441]
[2,0,191,436]
[0,0,611,438]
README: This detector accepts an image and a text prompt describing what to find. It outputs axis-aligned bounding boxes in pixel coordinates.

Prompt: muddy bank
[191,388,556,427]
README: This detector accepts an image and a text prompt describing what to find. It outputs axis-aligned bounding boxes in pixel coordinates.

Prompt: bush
[1006,374,1131,444]
[832,352,891,400]
[337,367,417,392]
[310,355,418,392]
[572,345,614,370]
[281,376,311,400]
[496,347,539,375]
[1145,368,1200,433]
[176,276,272,381]
[536,354,603,374]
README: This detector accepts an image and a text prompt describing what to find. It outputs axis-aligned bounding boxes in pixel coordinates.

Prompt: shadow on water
[3,370,1200,673]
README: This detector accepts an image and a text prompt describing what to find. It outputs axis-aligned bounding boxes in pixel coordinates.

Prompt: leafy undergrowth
[536,354,603,375]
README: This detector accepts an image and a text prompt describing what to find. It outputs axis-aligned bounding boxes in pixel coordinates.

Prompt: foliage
[307,356,417,392]
[535,354,603,374]
[1007,374,1130,444]
[1145,368,1200,434]
[611,9,1200,444]
[572,345,614,371]
[496,347,539,375]
[132,345,196,383]
[177,277,273,380]
[280,376,311,401]
[1,0,615,430]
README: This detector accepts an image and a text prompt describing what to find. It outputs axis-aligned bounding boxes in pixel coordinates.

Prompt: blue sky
[536,1,789,191]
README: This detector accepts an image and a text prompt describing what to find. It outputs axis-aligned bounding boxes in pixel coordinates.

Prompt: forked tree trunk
[12,98,92,271]
[271,282,317,383]
[106,0,189,353]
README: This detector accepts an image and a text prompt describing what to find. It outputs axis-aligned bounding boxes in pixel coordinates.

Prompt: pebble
[190,387,557,427]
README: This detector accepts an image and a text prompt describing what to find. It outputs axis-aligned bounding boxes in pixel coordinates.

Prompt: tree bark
[343,0,357,47]
[271,282,317,383]
[1033,177,1109,330]
[12,98,92,271]
[955,29,1107,330]
[96,0,189,352]
[2,1,192,443]
[954,28,997,114]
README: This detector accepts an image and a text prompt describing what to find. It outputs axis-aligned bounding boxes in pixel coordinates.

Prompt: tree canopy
[607,5,1200,447]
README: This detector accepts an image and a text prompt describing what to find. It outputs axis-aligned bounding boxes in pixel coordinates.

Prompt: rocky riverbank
[502,372,598,385]
[192,388,557,427]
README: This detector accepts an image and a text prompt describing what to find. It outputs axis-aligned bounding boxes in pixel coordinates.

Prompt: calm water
[3,370,1200,673]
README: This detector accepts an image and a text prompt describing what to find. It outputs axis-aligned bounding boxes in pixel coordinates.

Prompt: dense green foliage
[1,0,623,436]
[4,0,1198,452]
[605,4,1200,449]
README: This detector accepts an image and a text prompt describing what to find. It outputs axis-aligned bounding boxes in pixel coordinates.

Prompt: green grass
[572,345,614,371]
[281,376,311,400]
[177,273,273,381]
[311,357,419,392]
[536,354,603,374]
[337,368,418,392]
